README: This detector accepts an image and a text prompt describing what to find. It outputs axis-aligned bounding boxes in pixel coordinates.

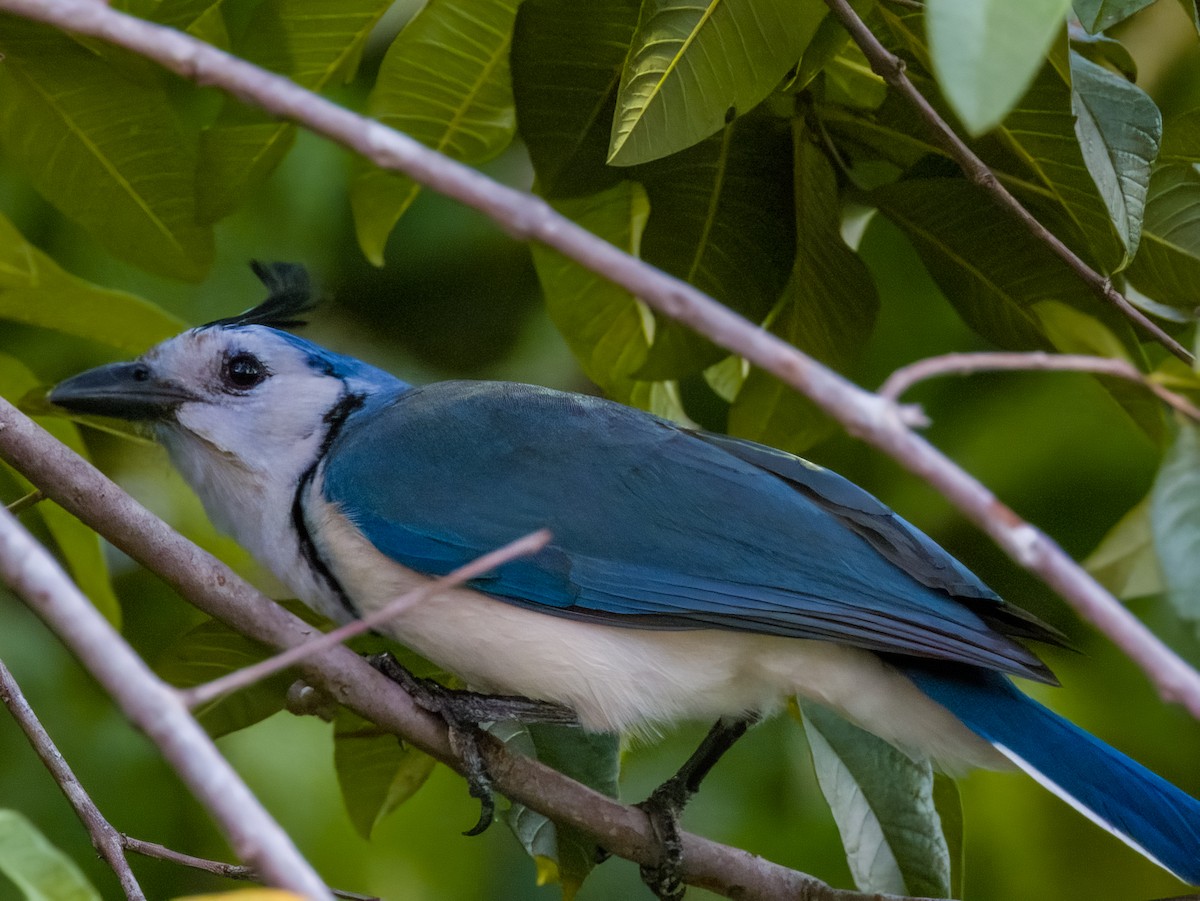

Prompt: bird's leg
[635,714,760,901]
[368,652,577,835]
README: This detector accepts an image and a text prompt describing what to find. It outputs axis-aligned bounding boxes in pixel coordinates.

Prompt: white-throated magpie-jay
[49,263,1200,887]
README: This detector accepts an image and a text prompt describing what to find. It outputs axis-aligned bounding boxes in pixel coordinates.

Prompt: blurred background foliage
[3,0,1200,899]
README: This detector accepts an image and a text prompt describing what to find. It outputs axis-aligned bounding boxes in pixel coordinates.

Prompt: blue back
[321,380,1058,682]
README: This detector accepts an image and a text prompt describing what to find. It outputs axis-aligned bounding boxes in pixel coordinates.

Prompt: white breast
[305,496,1005,773]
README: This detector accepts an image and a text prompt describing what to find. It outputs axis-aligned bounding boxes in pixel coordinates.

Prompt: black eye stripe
[222,352,269,390]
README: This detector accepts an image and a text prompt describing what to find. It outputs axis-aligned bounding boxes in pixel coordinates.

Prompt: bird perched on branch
[51,262,1200,895]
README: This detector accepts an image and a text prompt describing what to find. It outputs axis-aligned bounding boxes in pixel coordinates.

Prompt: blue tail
[906,666,1200,884]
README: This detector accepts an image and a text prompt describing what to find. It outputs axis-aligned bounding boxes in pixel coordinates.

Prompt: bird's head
[49,263,406,483]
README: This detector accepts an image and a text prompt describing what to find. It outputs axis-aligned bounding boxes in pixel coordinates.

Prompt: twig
[821,0,1193,365]
[879,351,1200,422]
[2,0,1190,716]
[6,488,44,514]
[120,837,379,901]
[0,503,332,899]
[180,529,552,710]
[0,400,928,901]
[0,658,145,900]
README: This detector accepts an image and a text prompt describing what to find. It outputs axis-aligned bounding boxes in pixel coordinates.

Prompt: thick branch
[2,0,1193,716]
[0,504,332,899]
[823,0,1192,365]
[0,401,927,901]
[0,659,145,900]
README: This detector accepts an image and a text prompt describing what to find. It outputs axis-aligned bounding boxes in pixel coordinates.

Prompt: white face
[143,326,349,497]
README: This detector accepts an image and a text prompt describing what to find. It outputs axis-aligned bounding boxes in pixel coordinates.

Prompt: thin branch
[2,0,1193,717]
[120,837,379,901]
[880,351,1200,422]
[180,529,551,710]
[821,0,1193,366]
[0,503,332,899]
[0,401,930,901]
[0,658,145,900]
[6,488,44,514]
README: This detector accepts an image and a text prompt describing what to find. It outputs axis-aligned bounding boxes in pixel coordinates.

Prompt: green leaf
[197,0,393,223]
[932,775,964,900]
[1068,51,1160,264]
[334,708,436,840]
[531,183,652,397]
[1072,0,1156,33]
[350,0,520,265]
[503,724,620,896]
[729,128,878,454]
[511,0,640,198]
[992,42,1128,271]
[1159,108,1200,165]
[0,810,100,901]
[0,212,185,353]
[1068,26,1137,80]
[791,0,872,92]
[1126,164,1200,309]
[154,616,293,738]
[1151,421,1200,626]
[801,703,952,898]
[607,0,822,166]
[1031,300,1162,442]
[1085,495,1165,599]
[0,17,213,281]
[925,0,1072,135]
[871,179,1071,349]
[637,115,797,377]
[0,355,121,628]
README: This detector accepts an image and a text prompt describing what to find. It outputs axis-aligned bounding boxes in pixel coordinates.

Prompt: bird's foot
[635,774,692,901]
[367,652,577,835]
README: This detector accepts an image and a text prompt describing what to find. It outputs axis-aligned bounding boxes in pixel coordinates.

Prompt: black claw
[367,652,579,838]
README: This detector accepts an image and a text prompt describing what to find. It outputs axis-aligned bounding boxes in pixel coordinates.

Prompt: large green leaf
[334,708,437,840]
[1085,495,1165,600]
[1151,421,1200,626]
[1072,0,1156,32]
[0,810,100,901]
[0,213,184,353]
[607,0,821,166]
[0,17,212,281]
[503,724,621,897]
[1126,163,1200,309]
[511,0,639,198]
[925,0,1072,136]
[0,355,121,628]
[872,179,1073,349]
[989,43,1128,271]
[531,184,649,397]
[197,0,393,223]
[1068,52,1160,265]
[800,703,952,898]
[351,0,520,265]
[636,115,796,378]
[729,129,878,454]
[874,9,1130,271]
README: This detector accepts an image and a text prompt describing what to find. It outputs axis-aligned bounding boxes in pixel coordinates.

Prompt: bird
[49,262,1200,892]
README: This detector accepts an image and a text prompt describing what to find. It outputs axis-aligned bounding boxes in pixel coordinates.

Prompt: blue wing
[322,381,1059,682]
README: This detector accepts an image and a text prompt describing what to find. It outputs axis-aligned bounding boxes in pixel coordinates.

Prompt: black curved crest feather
[205,261,319,330]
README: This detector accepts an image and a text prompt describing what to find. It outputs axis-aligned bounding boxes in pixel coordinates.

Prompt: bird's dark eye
[223,352,268,390]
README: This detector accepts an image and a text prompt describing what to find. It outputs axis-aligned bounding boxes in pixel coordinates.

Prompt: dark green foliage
[3,1,1200,899]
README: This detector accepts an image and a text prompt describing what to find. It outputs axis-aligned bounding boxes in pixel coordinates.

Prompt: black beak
[48,362,196,421]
